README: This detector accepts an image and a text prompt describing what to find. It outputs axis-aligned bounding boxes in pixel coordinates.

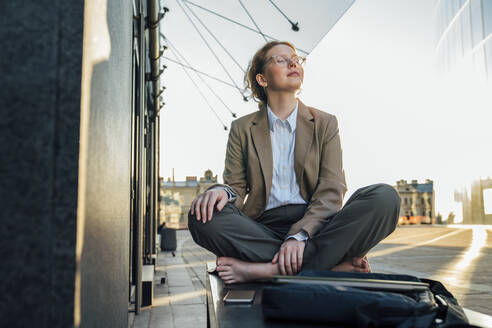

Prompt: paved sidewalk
[131,230,214,328]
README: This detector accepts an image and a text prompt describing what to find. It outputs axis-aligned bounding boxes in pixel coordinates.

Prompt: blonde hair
[243,41,299,109]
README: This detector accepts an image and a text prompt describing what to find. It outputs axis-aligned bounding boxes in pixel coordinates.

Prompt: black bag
[262,271,470,328]
[160,227,177,251]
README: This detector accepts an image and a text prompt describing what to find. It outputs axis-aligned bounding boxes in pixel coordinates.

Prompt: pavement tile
[462,294,492,316]
[153,283,169,297]
[166,266,194,284]
[148,304,173,328]
[172,304,207,328]
[167,276,194,288]
[168,286,206,305]
[132,307,150,328]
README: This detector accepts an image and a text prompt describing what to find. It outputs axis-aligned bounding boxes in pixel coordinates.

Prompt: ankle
[269,262,280,276]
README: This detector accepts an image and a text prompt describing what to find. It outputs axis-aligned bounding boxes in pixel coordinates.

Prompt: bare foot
[353,256,371,272]
[216,257,279,284]
[331,256,371,273]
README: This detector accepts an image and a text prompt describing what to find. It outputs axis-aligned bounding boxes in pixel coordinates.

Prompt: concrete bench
[205,262,492,328]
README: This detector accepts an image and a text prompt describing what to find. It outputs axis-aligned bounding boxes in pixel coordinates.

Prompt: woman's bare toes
[352,256,371,273]
[223,277,237,285]
[217,265,231,273]
[214,257,277,284]
[217,257,234,267]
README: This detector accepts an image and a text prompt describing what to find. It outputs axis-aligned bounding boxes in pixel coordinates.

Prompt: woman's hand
[272,239,305,275]
[190,189,229,224]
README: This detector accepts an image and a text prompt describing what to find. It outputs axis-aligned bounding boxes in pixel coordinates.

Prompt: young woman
[188,41,401,284]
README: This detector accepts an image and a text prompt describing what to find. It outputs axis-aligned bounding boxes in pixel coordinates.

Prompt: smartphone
[223,290,255,304]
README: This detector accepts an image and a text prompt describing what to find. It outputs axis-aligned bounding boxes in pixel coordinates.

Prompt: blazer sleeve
[205,120,248,210]
[287,115,347,237]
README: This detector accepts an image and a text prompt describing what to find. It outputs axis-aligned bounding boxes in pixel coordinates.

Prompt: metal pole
[146,0,163,261]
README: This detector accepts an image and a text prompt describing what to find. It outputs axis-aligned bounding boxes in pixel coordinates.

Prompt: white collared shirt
[265,101,307,211]
[265,101,308,241]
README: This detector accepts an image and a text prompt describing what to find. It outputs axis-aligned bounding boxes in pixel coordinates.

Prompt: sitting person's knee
[187,208,225,236]
[187,210,211,244]
[373,183,401,206]
[187,210,208,236]
[373,183,401,227]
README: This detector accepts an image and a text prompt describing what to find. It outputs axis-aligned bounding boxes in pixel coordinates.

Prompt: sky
[159,0,492,220]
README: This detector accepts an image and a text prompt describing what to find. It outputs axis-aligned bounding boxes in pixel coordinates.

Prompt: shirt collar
[266,100,298,133]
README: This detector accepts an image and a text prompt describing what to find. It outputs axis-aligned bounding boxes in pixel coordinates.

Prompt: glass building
[436,0,492,80]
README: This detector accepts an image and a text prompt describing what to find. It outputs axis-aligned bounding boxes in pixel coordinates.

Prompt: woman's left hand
[272,239,305,275]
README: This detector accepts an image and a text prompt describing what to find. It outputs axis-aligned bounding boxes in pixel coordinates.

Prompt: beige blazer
[207,98,347,237]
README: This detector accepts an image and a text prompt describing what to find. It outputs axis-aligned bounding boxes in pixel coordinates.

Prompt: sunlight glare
[455,227,487,270]
[153,289,206,307]
[484,189,492,214]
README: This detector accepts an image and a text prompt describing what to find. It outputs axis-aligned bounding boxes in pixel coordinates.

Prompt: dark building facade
[1,0,165,327]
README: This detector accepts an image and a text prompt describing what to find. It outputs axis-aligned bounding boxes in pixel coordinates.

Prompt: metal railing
[129,0,166,315]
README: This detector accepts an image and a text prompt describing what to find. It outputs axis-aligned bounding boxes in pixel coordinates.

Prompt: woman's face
[258,44,304,94]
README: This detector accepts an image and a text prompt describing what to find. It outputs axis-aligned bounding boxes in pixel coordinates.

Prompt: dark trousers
[188,183,400,271]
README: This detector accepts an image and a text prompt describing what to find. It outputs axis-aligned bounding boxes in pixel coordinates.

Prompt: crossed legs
[188,196,283,283]
[188,183,400,283]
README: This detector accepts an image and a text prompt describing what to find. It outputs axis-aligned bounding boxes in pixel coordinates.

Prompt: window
[471,0,484,47]
[482,0,492,35]
[474,48,487,72]
[486,39,492,79]
[484,188,492,214]
[461,3,473,54]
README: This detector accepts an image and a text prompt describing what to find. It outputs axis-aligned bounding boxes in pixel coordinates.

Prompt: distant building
[159,169,218,229]
[394,179,435,225]
[454,177,492,224]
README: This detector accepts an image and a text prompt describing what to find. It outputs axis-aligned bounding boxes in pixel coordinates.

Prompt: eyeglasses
[265,54,306,68]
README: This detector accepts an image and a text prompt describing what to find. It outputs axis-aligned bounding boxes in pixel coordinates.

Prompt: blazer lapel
[294,98,314,199]
[251,103,273,203]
